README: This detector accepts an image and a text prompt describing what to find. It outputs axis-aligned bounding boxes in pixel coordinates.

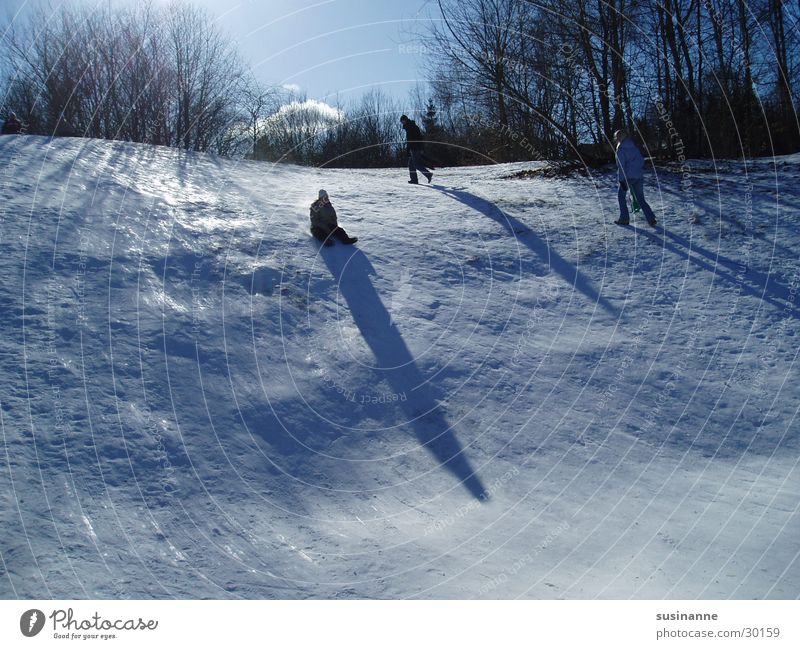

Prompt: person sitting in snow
[1,111,24,135]
[309,189,358,246]
[614,129,658,227]
[400,114,433,185]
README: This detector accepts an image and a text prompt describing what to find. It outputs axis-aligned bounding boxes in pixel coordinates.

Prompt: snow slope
[0,135,797,599]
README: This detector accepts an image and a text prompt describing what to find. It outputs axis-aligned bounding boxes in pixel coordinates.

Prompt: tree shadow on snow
[320,246,487,501]
[434,186,618,317]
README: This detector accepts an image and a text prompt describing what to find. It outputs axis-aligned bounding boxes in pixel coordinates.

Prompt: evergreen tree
[422,99,439,134]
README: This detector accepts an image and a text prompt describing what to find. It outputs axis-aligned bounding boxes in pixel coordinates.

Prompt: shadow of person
[320,245,488,501]
[639,228,800,318]
[434,186,618,317]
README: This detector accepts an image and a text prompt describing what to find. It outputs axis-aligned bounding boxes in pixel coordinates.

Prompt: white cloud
[259,99,345,137]
[274,99,344,122]
[282,84,302,94]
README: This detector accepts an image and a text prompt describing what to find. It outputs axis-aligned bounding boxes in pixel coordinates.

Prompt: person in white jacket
[614,130,658,227]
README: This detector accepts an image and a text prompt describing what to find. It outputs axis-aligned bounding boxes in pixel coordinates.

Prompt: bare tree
[165,3,245,151]
[1,1,249,154]
[417,0,799,161]
[428,0,532,159]
[240,76,281,157]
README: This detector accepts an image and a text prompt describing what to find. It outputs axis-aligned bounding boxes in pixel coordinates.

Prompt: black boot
[333,227,358,245]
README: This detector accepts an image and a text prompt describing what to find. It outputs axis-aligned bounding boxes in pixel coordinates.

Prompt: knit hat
[318,189,328,200]
[400,114,409,122]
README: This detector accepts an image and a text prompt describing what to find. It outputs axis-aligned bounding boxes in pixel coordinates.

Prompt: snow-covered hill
[1,135,797,599]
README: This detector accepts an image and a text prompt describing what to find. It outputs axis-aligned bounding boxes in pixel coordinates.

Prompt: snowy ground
[0,135,797,599]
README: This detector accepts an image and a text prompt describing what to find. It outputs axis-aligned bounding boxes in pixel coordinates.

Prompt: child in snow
[614,129,658,227]
[309,190,358,246]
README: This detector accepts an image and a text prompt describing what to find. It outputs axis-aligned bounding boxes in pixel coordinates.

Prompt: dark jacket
[402,119,424,152]
[310,199,338,233]
[1,116,22,135]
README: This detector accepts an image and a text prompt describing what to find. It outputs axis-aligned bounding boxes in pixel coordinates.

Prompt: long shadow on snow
[321,245,487,501]
[639,228,800,318]
[434,186,618,317]
[655,179,799,263]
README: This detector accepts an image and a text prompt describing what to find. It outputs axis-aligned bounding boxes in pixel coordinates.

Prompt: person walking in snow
[614,129,658,227]
[400,114,433,185]
[309,190,358,246]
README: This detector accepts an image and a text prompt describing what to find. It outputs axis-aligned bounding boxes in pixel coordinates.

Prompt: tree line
[253,89,408,167]
[2,0,797,165]
[0,1,271,156]
[0,1,411,165]
[422,0,800,162]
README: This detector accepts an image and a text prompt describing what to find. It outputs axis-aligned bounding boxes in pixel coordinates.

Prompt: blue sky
[195,0,436,105]
[3,0,438,108]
